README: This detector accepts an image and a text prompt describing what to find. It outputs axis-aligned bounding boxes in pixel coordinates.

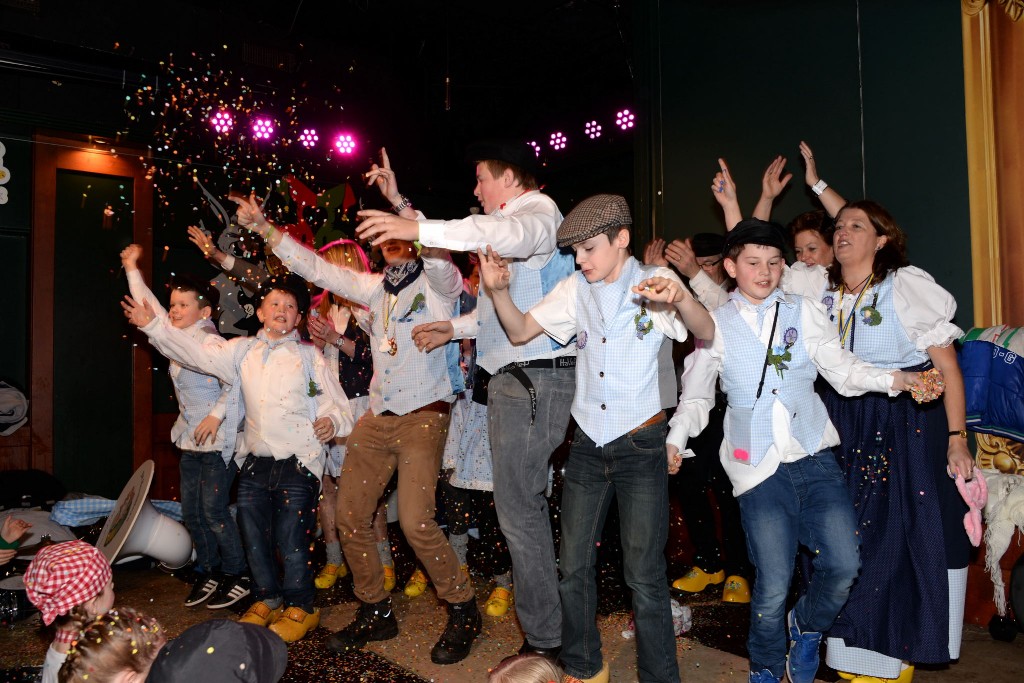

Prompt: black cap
[254,272,311,315]
[147,620,288,683]
[465,139,540,178]
[722,218,787,257]
[690,232,726,258]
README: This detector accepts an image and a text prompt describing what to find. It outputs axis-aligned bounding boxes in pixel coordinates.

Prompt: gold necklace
[379,293,399,356]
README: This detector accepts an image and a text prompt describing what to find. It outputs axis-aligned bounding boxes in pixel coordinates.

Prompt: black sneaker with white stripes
[206,575,252,610]
[184,573,220,607]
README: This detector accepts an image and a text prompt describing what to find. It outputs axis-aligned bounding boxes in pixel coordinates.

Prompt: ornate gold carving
[976,433,1024,474]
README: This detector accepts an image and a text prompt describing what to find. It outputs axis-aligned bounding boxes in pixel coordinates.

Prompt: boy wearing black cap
[665,218,935,683]
[357,144,576,657]
[479,194,713,683]
[122,272,353,644]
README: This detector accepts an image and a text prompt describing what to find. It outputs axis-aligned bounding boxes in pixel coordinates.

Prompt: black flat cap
[722,218,787,257]
[148,620,288,683]
[690,232,726,258]
[465,139,540,177]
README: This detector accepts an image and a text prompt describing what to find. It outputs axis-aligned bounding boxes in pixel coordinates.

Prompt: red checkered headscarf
[24,540,112,625]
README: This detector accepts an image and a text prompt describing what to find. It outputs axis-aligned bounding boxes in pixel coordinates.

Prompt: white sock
[948,566,967,658]
[494,571,512,590]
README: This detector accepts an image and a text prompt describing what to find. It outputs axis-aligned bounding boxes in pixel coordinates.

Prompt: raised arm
[799,141,846,217]
[121,244,169,318]
[712,158,743,230]
[363,147,417,219]
[751,155,793,221]
[478,246,545,343]
[633,275,715,342]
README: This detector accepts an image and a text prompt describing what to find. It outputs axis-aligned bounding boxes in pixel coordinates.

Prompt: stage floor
[1,557,1021,683]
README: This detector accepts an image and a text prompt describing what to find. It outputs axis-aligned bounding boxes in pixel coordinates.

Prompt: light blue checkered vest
[220,334,324,465]
[170,321,225,451]
[717,291,829,467]
[573,258,665,446]
[821,271,926,369]
[475,249,576,373]
[365,271,463,415]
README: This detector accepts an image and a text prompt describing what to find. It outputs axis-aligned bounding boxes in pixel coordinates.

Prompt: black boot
[430,598,482,664]
[326,598,399,654]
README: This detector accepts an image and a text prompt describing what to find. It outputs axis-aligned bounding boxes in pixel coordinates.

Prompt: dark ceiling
[0,0,637,210]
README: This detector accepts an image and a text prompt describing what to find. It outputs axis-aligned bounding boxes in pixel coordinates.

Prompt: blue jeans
[559,422,679,683]
[179,449,246,576]
[737,450,861,677]
[236,455,320,611]
[489,367,575,648]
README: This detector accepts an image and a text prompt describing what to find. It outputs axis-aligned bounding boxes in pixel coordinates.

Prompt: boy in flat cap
[666,217,939,683]
[478,193,713,683]
[357,144,576,657]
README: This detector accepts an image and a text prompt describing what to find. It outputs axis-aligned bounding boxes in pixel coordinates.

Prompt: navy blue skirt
[821,376,969,664]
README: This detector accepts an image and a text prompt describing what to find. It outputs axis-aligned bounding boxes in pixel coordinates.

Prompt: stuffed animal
[955,466,989,546]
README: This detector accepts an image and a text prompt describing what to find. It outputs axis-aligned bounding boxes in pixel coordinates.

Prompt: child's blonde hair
[488,653,564,683]
[59,607,166,683]
[315,238,370,316]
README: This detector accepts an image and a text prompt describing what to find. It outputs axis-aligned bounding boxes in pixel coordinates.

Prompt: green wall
[655,0,973,327]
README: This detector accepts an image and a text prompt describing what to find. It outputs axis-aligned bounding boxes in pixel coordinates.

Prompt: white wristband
[811,179,828,196]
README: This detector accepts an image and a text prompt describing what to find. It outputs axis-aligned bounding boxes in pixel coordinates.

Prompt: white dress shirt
[667,292,897,496]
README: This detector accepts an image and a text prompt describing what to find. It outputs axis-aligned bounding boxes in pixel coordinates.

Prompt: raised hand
[120,244,143,271]
[307,314,339,349]
[665,238,700,279]
[633,276,687,303]
[642,238,669,267]
[354,211,419,246]
[121,295,157,328]
[187,225,225,262]
[711,158,738,205]
[478,246,511,293]
[761,155,793,201]
[799,140,820,186]
[363,147,402,206]
[228,192,270,235]
[411,321,455,353]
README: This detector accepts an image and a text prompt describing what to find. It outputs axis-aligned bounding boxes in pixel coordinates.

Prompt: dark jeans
[559,423,679,683]
[236,454,320,611]
[737,449,860,677]
[179,449,246,576]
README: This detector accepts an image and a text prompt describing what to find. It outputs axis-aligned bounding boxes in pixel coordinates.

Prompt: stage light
[209,110,233,134]
[549,132,567,150]
[584,120,602,139]
[334,134,356,155]
[298,128,319,148]
[528,141,541,157]
[251,117,275,140]
[616,109,635,130]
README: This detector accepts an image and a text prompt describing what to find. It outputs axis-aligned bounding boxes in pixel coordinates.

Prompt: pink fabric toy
[954,466,988,547]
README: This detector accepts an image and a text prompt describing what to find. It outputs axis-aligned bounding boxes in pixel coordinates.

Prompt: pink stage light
[298,128,319,148]
[209,110,233,134]
[615,109,635,130]
[584,120,602,139]
[334,134,356,155]
[251,117,275,140]
[549,132,567,150]
[528,141,541,157]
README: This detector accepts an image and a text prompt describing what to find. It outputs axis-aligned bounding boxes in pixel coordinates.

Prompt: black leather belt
[472,357,577,424]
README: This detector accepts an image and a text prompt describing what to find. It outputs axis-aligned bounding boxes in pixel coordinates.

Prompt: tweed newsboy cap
[556,194,633,248]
